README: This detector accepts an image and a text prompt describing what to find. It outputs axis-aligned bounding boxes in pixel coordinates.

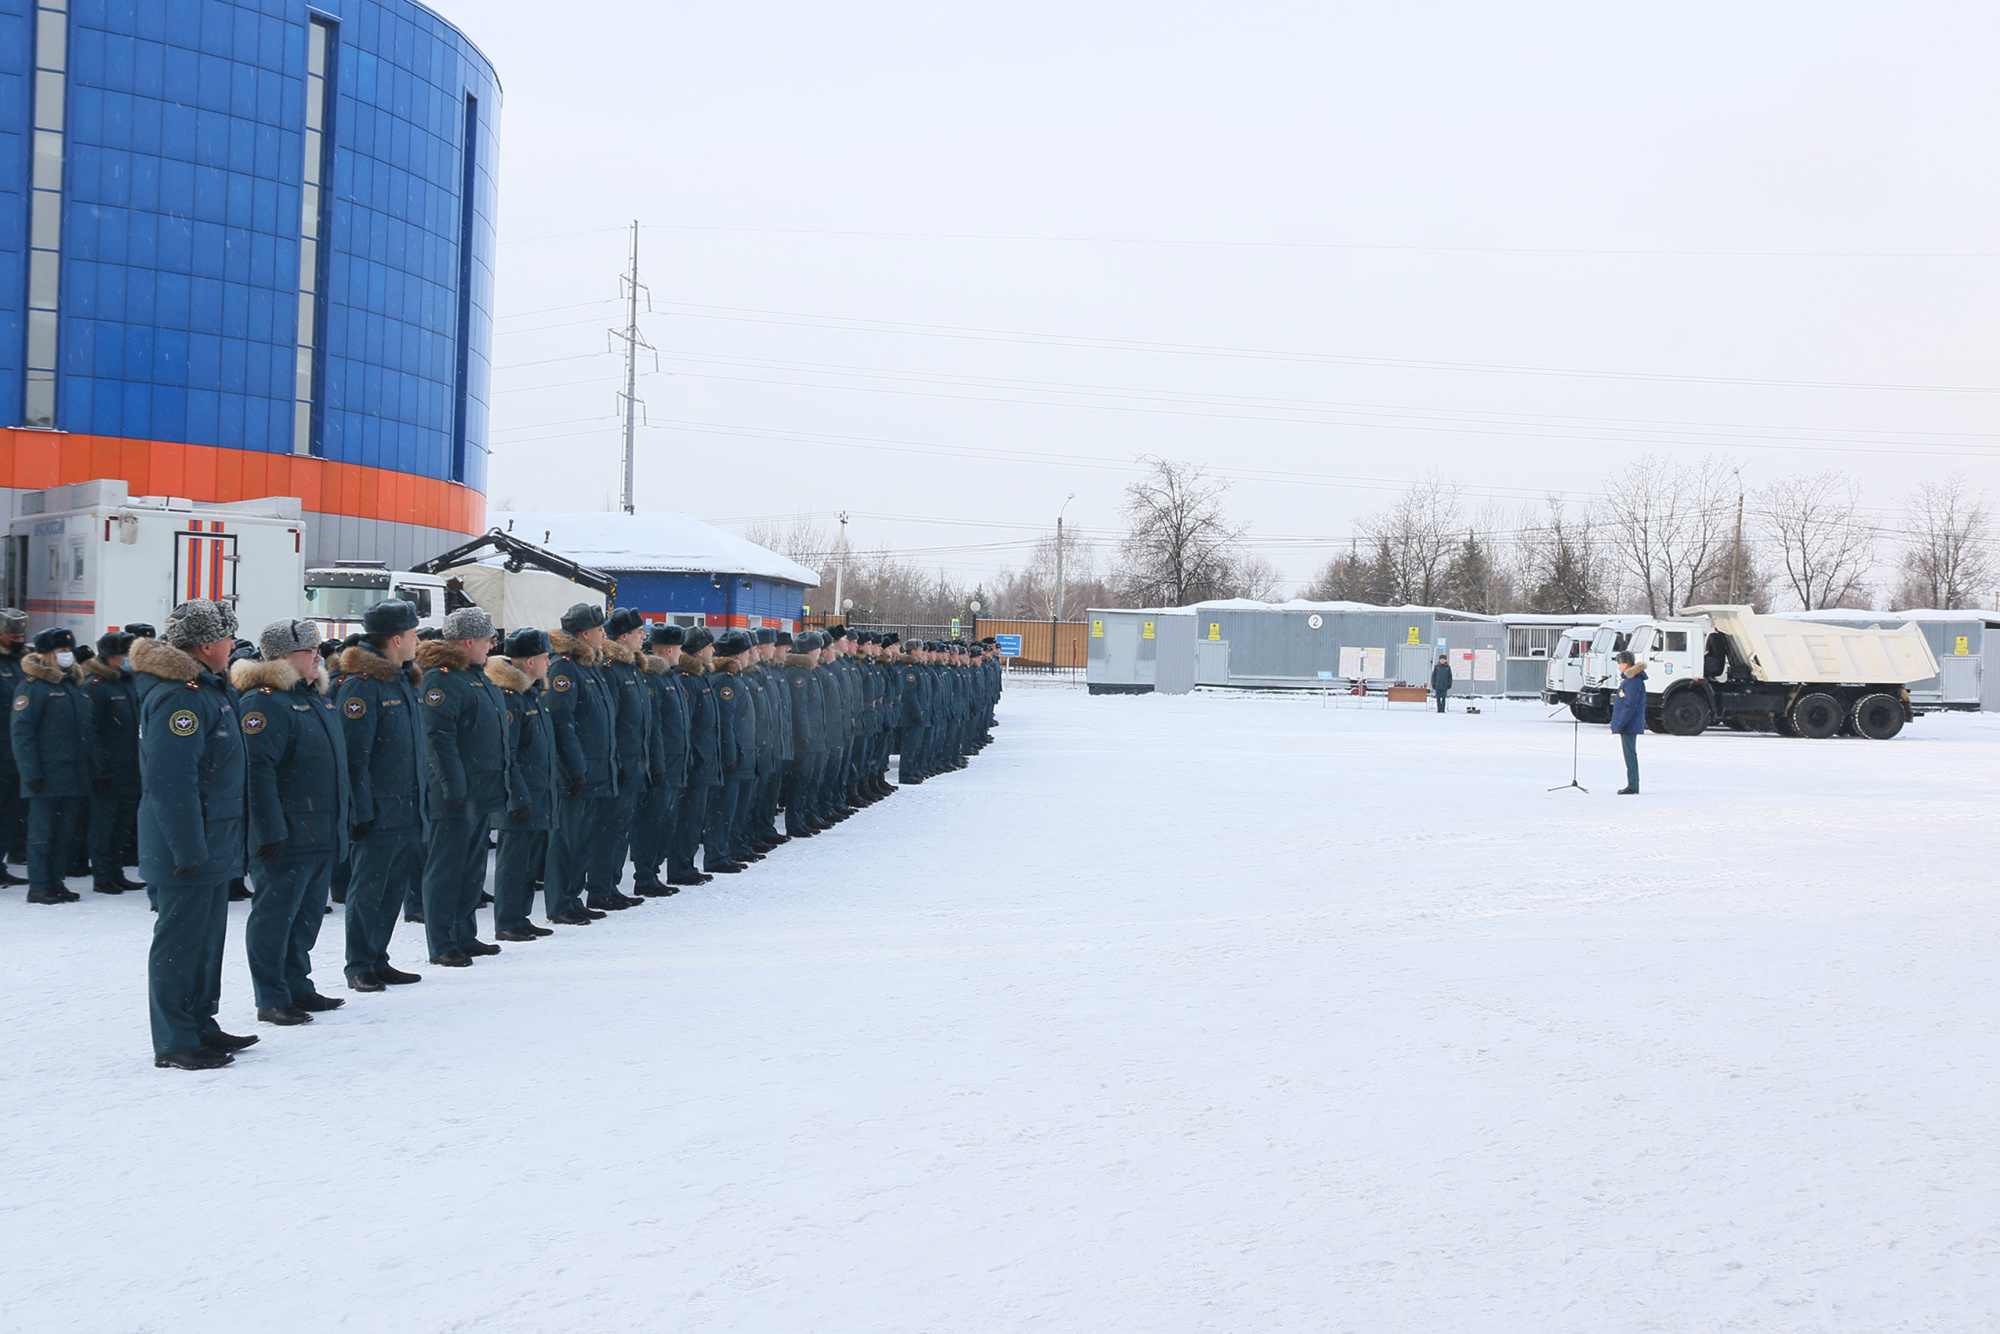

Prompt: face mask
[54,651,73,668]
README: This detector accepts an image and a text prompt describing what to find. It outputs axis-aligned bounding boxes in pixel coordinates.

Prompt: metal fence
[800,615,1089,669]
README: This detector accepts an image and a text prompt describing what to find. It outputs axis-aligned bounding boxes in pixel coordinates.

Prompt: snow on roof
[1784,608,1999,625]
[488,511,819,587]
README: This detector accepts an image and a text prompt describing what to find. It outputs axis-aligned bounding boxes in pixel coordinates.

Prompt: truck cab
[1570,616,1647,722]
[1539,627,1592,708]
[302,563,448,641]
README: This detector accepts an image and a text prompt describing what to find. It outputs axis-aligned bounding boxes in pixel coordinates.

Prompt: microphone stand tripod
[1549,712,1588,794]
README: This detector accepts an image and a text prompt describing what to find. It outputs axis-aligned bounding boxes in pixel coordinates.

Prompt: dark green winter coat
[415,639,511,819]
[232,656,351,861]
[132,636,247,884]
[11,651,92,798]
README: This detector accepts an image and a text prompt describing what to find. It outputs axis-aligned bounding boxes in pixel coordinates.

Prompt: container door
[1194,640,1229,686]
[1938,655,1979,704]
[1399,645,1432,686]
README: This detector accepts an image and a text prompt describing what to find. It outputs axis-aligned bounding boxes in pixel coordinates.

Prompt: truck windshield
[303,584,386,619]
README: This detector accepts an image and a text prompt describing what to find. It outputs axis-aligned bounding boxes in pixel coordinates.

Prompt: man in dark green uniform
[83,632,143,895]
[489,628,558,943]
[668,627,720,886]
[416,606,510,966]
[337,600,426,992]
[588,607,655,911]
[632,624,689,896]
[12,627,91,903]
[236,618,350,1025]
[137,599,256,1071]
[0,607,29,885]
[545,602,616,925]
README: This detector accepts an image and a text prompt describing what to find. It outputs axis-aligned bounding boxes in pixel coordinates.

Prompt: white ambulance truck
[7,479,305,643]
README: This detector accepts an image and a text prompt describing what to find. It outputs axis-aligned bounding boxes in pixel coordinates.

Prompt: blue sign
[1317,670,1333,680]
[995,634,1023,657]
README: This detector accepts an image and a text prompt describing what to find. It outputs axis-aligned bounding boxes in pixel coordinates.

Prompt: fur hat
[649,624,685,648]
[31,627,73,653]
[123,621,156,639]
[258,617,321,660]
[0,608,26,634]
[683,627,715,654]
[97,631,135,658]
[755,627,776,645]
[560,602,606,634]
[713,630,752,657]
[774,631,793,648]
[163,598,236,650]
[604,606,647,639]
[504,627,552,659]
[363,599,419,635]
[440,606,495,641]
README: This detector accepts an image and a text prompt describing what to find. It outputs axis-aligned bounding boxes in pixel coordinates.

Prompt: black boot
[292,992,345,1012]
[377,965,423,985]
[348,972,386,992]
[201,1030,259,1052]
[155,1048,233,1070]
[257,1005,313,1026]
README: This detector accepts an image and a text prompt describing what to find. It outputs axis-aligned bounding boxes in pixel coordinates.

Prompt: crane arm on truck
[408,529,618,602]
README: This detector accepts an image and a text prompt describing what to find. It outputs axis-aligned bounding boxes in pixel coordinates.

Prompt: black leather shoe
[292,992,344,1012]
[228,881,252,901]
[155,1048,232,1070]
[668,872,712,887]
[495,927,540,942]
[581,906,608,919]
[257,1005,313,1026]
[56,887,80,901]
[634,882,680,898]
[1617,787,1639,795]
[461,939,502,956]
[201,1030,260,1051]
[547,910,595,926]
[92,881,124,894]
[0,866,23,886]
[526,922,554,936]
[377,965,422,985]
[428,950,474,967]
[586,897,631,912]
[707,860,746,875]
[25,888,68,904]
[348,972,386,992]
[403,910,426,924]
[479,891,494,907]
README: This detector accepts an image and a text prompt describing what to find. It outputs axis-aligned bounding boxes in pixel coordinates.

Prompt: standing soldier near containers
[545,602,616,927]
[668,627,720,885]
[12,628,92,904]
[136,599,256,1071]
[897,641,930,786]
[83,632,144,895]
[235,618,350,1026]
[780,632,824,837]
[0,608,29,885]
[487,628,559,943]
[731,631,773,864]
[337,600,425,993]
[631,624,689,896]
[589,607,655,912]
[416,607,510,967]
[754,629,792,853]
[703,630,754,874]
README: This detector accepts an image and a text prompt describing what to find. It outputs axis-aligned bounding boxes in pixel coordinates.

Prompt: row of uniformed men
[134,595,1001,1070]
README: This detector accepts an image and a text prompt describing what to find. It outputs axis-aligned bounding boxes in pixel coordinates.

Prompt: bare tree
[1230,553,1285,601]
[1754,471,1873,610]
[1114,456,1245,606]
[1601,455,1734,615]
[1897,475,1994,610]
[1360,475,1463,605]
[1515,497,1607,613]
[1304,539,1392,603]
[739,513,837,577]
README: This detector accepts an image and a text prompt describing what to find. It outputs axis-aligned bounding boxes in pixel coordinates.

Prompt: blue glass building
[0,0,498,567]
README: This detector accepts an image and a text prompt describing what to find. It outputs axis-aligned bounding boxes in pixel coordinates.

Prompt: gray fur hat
[163,598,237,650]
[259,617,322,660]
[440,606,496,641]
[0,608,25,633]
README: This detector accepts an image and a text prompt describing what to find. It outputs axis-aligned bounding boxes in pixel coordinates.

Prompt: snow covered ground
[5,680,1999,1332]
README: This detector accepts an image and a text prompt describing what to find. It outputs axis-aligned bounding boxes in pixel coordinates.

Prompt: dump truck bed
[1687,605,1940,686]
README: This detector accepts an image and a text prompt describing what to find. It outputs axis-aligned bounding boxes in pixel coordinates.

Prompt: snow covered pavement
[5,680,1998,1332]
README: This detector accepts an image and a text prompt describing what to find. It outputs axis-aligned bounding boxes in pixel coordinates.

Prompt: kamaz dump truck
[1572,604,1940,739]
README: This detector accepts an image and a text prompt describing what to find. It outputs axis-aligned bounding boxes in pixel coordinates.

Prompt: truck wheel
[1772,712,1797,736]
[1850,693,1905,741]
[1659,690,1712,736]
[1789,692,1843,739]
[1570,699,1609,725]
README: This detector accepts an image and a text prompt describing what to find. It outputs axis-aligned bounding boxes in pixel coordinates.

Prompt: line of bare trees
[1310,459,1997,615]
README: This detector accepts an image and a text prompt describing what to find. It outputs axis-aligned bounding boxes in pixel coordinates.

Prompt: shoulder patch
[552,676,571,692]
[718,685,734,700]
[906,673,916,681]
[795,678,806,688]
[258,685,274,695]
[241,711,267,734]
[11,695,25,711]
[343,696,367,718]
[424,687,445,707]
[168,709,199,737]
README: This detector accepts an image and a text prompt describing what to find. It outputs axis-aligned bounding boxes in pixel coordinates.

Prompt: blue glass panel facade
[0,0,495,493]
[610,572,809,626]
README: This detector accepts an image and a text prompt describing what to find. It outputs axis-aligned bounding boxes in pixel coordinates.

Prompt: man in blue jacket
[667,627,721,886]
[336,600,426,992]
[589,607,656,912]
[1430,654,1453,714]
[1610,650,1647,795]
[703,631,755,875]
[416,606,510,966]
[136,599,256,1071]
[488,628,558,943]
[13,627,92,904]
[631,624,689,897]
[83,631,143,895]
[236,618,350,1025]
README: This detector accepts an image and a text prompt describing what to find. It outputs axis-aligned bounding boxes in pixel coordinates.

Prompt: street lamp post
[1054,492,1074,670]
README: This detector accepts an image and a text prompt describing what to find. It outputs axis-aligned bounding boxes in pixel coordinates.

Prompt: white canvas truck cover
[1688,605,1940,685]
[440,564,606,632]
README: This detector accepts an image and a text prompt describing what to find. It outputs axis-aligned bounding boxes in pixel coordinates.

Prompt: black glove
[255,841,286,864]
[173,864,201,879]
[23,778,40,795]
[567,773,585,797]
[509,806,532,823]
[349,820,374,842]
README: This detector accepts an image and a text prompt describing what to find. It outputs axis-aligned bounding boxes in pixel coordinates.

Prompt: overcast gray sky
[433,1,2000,592]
